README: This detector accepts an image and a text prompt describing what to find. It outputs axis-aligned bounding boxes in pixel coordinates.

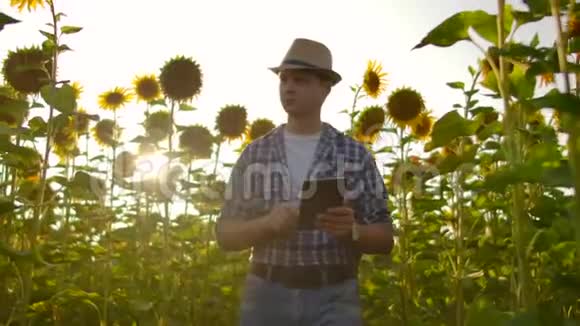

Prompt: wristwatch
[352,222,360,241]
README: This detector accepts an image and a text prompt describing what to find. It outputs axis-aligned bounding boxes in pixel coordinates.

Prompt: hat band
[282,59,321,69]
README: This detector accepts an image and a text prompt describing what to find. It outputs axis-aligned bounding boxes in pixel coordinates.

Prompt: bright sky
[1,0,555,178]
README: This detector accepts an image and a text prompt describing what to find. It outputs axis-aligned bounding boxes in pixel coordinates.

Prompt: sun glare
[135,152,169,179]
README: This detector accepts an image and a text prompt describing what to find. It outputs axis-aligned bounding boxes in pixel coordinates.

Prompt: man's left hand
[315,206,355,241]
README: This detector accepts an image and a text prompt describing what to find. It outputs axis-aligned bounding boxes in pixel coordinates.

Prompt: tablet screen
[298,177,345,230]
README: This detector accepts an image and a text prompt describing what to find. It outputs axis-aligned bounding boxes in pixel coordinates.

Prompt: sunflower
[98,87,133,111]
[353,105,385,144]
[179,125,214,159]
[2,46,51,95]
[386,87,425,129]
[10,0,45,11]
[362,60,388,99]
[113,151,137,178]
[247,118,276,142]
[411,111,434,141]
[539,73,555,87]
[70,81,83,100]
[133,74,161,102]
[144,110,172,142]
[568,14,580,38]
[0,87,28,126]
[72,108,90,134]
[52,116,79,160]
[159,56,203,102]
[216,104,248,141]
[92,119,121,147]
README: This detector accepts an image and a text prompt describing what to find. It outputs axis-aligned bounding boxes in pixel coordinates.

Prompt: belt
[250,263,357,289]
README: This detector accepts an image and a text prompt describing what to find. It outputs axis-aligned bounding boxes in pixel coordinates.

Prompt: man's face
[278,69,330,117]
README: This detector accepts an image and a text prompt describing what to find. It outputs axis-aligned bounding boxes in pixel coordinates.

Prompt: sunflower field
[1,0,579,325]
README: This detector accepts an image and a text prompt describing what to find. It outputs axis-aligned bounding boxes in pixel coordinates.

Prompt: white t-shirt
[283,128,320,206]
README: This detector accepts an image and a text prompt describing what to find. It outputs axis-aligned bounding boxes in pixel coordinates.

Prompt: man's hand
[267,203,300,237]
[315,205,355,241]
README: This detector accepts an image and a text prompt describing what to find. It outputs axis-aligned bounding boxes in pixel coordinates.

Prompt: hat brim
[269,64,342,86]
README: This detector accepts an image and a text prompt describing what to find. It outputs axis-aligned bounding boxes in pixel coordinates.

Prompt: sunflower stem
[17,0,60,324]
[212,140,222,176]
[350,85,363,130]
[103,109,118,325]
[160,99,176,325]
[496,0,535,311]
[397,126,411,325]
[550,0,580,268]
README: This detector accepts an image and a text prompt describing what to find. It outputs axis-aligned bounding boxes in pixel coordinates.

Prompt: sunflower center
[388,92,423,123]
[137,79,160,99]
[365,72,380,93]
[106,92,124,105]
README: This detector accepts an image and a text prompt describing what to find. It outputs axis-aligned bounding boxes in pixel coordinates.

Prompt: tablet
[297,177,346,230]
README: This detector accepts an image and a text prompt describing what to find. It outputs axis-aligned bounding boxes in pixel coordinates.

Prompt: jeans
[239,273,363,326]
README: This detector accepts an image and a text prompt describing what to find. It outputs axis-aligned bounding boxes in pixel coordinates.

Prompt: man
[215,38,394,325]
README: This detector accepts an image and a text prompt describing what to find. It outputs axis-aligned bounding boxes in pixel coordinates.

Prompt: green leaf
[522,89,580,116]
[39,29,55,41]
[413,10,509,50]
[60,25,82,34]
[0,12,20,31]
[476,121,503,141]
[497,43,545,61]
[58,44,72,53]
[523,0,555,16]
[31,101,44,108]
[511,10,546,27]
[149,99,166,107]
[40,84,76,113]
[468,65,476,76]
[179,103,196,111]
[426,110,480,150]
[568,37,580,54]
[509,63,536,100]
[0,198,18,215]
[447,81,465,89]
[465,297,511,326]
[479,159,572,192]
[68,171,106,201]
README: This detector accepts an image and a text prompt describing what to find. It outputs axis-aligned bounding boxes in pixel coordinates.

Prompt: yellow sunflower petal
[362,60,388,99]
[98,87,133,111]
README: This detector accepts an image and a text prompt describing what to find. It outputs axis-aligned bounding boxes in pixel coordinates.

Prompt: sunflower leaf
[60,25,82,34]
[31,101,44,108]
[40,84,76,113]
[179,104,196,111]
[149,99,166,107]
[511,10,546,27]
[0,12,20,32]
[521,89,580,116]
[0,198,18,215]
[413,10,510,50]
[522,0,556,16]
[426,110,480,150]
[447,82,465,90]
[39,29,55,41]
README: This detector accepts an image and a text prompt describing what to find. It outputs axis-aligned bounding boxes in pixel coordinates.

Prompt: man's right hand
[266,204,300,237]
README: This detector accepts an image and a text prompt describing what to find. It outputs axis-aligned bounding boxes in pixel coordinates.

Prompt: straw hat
[269,38,342,86]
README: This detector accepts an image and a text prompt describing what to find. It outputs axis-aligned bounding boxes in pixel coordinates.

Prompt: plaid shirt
[218,122,391,266]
